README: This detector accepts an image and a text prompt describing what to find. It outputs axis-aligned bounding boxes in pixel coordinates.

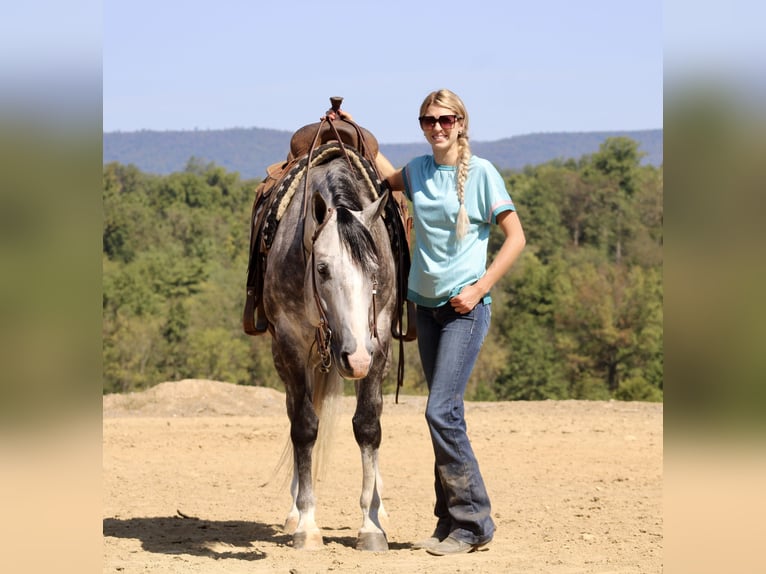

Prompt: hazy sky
[103,0,663,143]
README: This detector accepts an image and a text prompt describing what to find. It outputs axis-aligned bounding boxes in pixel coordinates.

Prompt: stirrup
[254,304,269,333]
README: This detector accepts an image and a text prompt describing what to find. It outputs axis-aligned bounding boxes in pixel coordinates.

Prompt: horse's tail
[311,368,344,483]
[264,368,344,491]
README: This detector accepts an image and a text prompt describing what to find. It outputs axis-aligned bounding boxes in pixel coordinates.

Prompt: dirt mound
[103,379,286,418]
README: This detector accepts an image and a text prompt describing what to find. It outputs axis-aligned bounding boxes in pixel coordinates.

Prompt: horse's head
[304,185,388,379]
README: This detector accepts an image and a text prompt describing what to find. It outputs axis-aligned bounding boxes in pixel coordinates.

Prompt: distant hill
[103,127,662,179]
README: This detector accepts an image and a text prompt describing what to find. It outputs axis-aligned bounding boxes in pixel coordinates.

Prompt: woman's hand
[450,283,484,314]
[327,109,354,122]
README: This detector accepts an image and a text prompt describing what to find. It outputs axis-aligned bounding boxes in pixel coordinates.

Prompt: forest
[103,136,662,401]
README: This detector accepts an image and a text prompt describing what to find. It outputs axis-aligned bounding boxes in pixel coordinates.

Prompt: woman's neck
[433,147,459,166]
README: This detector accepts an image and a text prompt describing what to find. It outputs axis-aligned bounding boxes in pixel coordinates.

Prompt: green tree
[103,311,163,393]
[158,299,190,381]
[591,136,645,197]
[553,252,662,399]
[186,327,252,385]
[492,252,568,400]
[495,314,569,400]
[582,137,646,264]
[507,166,568,262]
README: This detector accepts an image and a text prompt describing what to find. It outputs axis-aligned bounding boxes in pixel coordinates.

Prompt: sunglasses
[418,115,463,130]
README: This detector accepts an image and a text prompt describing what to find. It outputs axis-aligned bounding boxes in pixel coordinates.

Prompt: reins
[307,206,334,373]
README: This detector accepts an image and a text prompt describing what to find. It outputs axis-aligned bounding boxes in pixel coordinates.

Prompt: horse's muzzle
[339,349,372,379]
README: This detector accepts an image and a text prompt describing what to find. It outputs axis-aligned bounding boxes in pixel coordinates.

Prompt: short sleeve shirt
[402,154,516,307]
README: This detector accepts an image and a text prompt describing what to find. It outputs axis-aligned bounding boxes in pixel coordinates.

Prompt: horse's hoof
[292,530,324,550]
[356,531,388,551]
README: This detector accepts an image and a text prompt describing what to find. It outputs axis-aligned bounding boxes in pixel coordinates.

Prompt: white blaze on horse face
[309,214,373,379]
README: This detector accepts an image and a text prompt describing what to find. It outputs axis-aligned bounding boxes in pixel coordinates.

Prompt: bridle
[307,207,335,373]
[306,205,380,373]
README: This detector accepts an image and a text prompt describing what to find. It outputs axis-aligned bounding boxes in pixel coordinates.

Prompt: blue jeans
[417,301,495,546]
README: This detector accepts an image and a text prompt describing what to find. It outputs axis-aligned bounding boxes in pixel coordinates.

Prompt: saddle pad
[261,143,380,251]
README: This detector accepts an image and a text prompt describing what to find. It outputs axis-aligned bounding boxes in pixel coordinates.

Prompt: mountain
[103,127,662,179]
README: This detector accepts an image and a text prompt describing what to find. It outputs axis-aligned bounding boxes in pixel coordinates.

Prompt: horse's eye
[316,262,329,277]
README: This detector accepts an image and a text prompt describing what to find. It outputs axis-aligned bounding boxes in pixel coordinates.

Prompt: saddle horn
[289,97,379,164]
[328,96,343,115]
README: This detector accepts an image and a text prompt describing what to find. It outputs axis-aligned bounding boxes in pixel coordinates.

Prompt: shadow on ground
[103,515,411,558]
[103,515,287,560]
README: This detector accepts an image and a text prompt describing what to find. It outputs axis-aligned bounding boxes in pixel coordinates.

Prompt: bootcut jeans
[416,301,495,546]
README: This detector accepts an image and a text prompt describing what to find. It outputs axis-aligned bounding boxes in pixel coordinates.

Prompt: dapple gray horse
[261,143,396,551]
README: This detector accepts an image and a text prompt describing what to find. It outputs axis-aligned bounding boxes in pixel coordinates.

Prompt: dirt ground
[103,379,663,573]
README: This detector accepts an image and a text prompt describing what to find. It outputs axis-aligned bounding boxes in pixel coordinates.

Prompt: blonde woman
[341,89,525,555]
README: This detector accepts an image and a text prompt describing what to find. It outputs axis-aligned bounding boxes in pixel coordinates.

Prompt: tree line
[103,137,662,401]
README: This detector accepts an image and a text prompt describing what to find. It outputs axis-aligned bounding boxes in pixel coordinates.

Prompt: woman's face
[420,104,463,153]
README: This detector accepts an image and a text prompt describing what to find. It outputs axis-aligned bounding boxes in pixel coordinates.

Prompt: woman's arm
[375,151,404,191]
[450,210,526,313]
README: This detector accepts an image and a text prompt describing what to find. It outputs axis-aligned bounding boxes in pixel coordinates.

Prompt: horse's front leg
[284,462,300,534]
[352,378,389,551]
[285,387,323,550]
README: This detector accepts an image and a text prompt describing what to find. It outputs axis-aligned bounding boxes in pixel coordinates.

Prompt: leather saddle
[288,114,379,164]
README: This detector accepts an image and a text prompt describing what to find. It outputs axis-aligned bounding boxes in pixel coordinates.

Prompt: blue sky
[102,0,664,143]
[3,1,765,141]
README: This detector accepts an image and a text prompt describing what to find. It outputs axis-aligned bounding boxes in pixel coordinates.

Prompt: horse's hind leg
[352,380,389,551]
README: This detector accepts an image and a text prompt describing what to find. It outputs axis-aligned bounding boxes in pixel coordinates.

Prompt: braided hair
[419,89,472,240]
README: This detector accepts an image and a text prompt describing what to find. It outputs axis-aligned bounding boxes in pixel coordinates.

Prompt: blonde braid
[455,132,471,240]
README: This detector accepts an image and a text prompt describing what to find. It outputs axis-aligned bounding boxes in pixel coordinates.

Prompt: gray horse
[261,143,396,551]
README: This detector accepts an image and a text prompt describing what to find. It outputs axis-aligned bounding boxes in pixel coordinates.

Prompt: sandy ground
[103,379,662,573]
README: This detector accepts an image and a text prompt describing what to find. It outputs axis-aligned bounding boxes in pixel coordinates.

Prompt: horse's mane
[320,162,379,275]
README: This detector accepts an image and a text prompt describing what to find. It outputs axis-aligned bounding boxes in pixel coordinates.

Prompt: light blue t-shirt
[402,154,516,307]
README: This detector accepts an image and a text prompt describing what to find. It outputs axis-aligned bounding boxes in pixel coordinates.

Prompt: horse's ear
[312,192,329,224]
[360,190,389,226]
[304,192,325,255]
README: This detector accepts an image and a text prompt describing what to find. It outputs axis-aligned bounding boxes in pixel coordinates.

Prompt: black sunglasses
[418,115,463,130]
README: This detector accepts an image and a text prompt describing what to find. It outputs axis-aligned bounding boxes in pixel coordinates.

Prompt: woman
[343,89,526,556]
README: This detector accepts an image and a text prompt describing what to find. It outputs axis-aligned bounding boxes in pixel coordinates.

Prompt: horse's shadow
[103,515,285,560]
[103,515,411,559]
